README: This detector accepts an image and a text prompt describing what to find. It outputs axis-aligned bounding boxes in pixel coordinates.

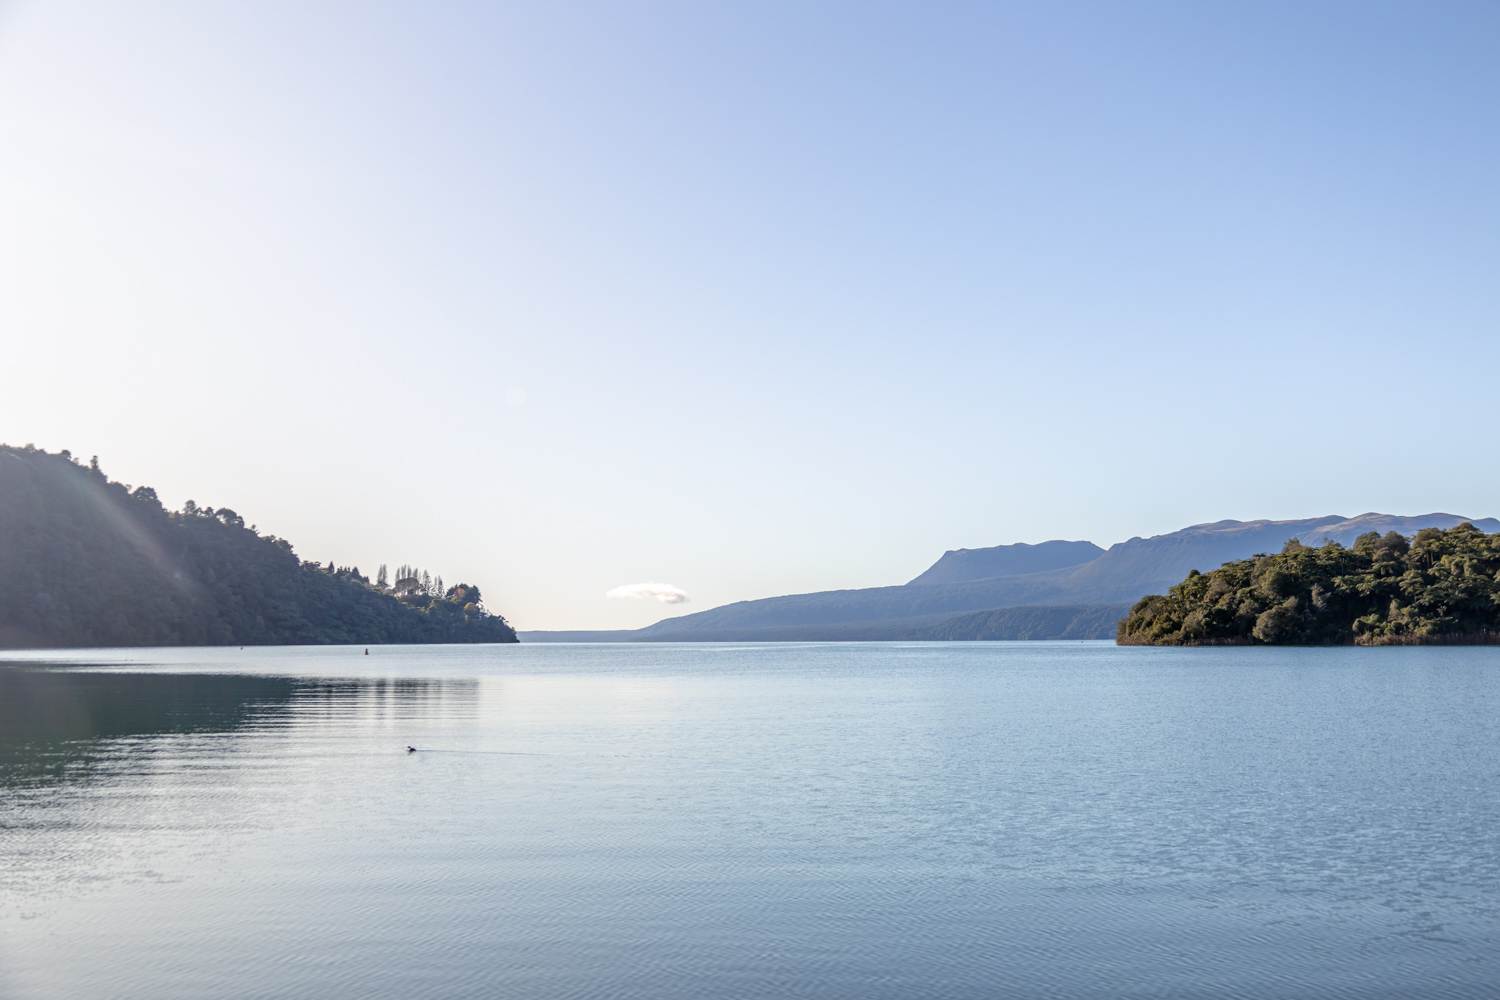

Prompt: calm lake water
[2,642,1498,999]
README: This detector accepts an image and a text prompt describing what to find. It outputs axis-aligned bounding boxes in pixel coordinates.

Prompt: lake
[2,642,1498,998]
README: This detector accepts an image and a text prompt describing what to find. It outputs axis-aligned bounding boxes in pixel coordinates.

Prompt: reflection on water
[0,670,296,790]
[0,663,478,948]
[2,643,1500,1000]
[0,667,475,786]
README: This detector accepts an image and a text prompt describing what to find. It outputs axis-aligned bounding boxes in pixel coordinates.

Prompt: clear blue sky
[2,1,1497,629]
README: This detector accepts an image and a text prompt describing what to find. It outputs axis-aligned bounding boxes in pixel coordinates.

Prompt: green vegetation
[0,445,517,648]
[1117,523,1500,645]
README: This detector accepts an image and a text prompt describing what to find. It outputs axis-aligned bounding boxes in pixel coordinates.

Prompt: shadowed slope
[0,446,517,648]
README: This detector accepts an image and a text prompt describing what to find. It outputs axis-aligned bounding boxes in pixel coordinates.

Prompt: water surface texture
[2,642,1498,998]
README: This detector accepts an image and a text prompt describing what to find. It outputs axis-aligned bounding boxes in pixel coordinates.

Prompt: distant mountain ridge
[532,512,1498,642]
[1294,513,1500,547]
[907,539,1104,586]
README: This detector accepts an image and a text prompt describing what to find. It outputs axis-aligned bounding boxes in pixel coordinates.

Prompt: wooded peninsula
[1117,523,1500,646]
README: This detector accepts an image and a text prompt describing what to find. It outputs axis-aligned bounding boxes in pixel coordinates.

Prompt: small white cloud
[606,582,690,604]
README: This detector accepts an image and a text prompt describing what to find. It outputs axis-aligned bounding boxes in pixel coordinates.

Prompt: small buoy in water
[406,745,417,753]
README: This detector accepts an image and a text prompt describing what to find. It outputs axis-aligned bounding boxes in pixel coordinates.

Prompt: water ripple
[1,643,1498,998]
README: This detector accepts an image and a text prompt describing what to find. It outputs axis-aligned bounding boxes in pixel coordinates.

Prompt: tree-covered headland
[1117,523,1500,645]
[0,445,517,648]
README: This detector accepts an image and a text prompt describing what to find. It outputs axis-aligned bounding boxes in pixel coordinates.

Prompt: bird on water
[406,745,417,753]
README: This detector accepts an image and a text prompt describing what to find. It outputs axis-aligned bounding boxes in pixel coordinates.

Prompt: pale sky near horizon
[2,2,1498,629]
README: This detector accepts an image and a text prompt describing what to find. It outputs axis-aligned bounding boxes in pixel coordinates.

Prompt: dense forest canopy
[1117,523,1500,646]
[0,445,516,648]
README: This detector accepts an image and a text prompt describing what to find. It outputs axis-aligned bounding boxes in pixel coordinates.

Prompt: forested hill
[1117,524,1500,646]
[0,446,517,648]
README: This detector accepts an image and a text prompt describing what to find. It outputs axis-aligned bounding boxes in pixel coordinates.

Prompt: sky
[2,1,1498,630]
